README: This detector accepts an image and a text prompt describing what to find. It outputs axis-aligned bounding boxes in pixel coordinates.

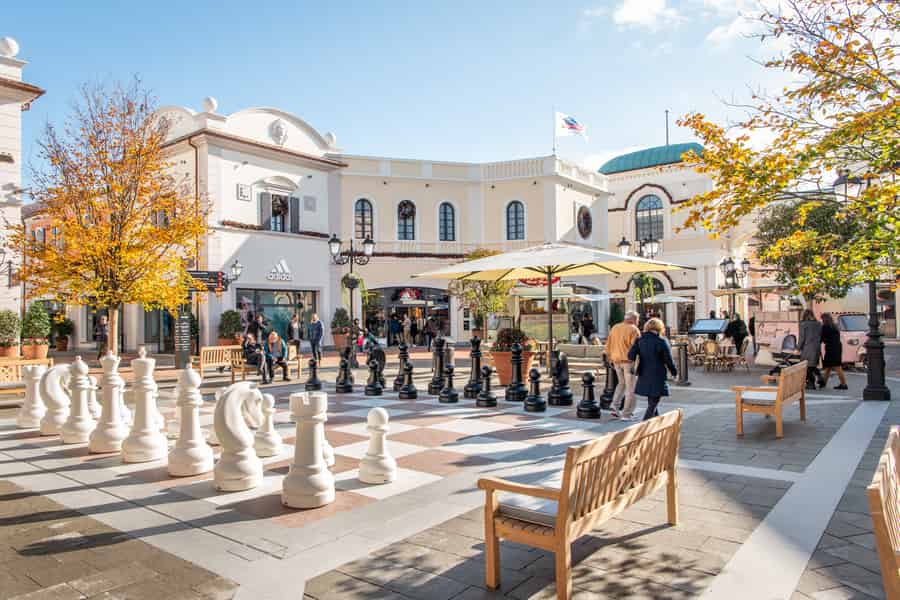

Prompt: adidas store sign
[266,259,293,281]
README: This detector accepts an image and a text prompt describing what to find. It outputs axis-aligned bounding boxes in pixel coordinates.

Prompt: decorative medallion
[577,206,592,239]
[269,119,288,146]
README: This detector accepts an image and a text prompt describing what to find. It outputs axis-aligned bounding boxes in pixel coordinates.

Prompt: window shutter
[290,196,300,233]
[260,192,272,230]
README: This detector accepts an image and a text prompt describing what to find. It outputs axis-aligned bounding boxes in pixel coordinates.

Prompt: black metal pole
[863,279,890,401]
[348,239,355,322]
[547,269,554,350]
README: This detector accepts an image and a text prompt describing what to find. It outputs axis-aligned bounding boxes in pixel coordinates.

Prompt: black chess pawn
[504,342,527,402]
[463,336,483,399]
[548,351,574,406]
[305,358,322,391]
[439,365,459,403]
[476,365,497,407]
[576,371,601,418]
[399,362,418,400]
[524,368,547,412]
[393,343,409,392]
[335,348,354,394]
[365,358,383,396]
[428,337,446,395]
[600,354,617,410]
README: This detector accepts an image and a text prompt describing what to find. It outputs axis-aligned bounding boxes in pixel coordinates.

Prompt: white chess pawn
[254,393,283,457]
[87,375,101,419]
[88,353,130,453]
[39,365,71,435]
[17,364,47,428]
[214,382,263,491]
[122,348,167,463]
[359,407,397,484]
[282,391,334,508]
[169,366,214,477]
[61,357,97,444]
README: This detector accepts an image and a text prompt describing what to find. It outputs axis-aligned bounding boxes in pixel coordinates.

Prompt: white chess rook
[214,381,263,491]
[60,357,97,444]
[89,353,130,453]
[254,393,283,457]
[169,366,214,477]
[87,375,101,419]
[359,407,397,484]
[122,348,167,463]
[39,364,71,435]
[17,364,47,428]
[282,391,334,508]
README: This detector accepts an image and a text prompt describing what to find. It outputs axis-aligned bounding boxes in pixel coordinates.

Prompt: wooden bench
[478,410,682,599]
[192,345,242,376]
[231,344,302,383]
[0,357,54,397]
[733,360,807,439]
[868,425,899,600]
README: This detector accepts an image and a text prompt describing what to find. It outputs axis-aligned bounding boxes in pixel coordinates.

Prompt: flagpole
[552,107,557,155]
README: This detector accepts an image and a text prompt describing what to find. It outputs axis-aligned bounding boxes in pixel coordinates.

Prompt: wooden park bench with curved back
[0,357,54,398]
[868,425,900,600]
[192,345,242,376]
[733,360,807,439]
[478,410,682,599]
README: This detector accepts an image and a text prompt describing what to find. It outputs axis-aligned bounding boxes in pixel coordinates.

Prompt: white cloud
[706,14,759,45]
[612,0,687,32]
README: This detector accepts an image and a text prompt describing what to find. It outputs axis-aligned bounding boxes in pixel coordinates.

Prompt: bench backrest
[868,425,900,600]
[0,357,54,383]
[557,410,682,539]
[777,360,807,405]
[199,345,242,368]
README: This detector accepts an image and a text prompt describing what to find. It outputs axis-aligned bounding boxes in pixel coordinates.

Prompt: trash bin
[672,342,691,386]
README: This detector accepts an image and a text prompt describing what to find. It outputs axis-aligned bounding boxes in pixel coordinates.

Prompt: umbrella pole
[547,270,554,349]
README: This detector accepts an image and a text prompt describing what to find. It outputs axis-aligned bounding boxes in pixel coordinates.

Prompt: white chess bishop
[359,407,397,484]
[60,357,97,444]
[121,348,167,463]
[282,391,334,508]
[168,366,214,477]
[89,353,130,453]
[17,364,47,428]
[214,381,263,491]
[254,393,283,457]
[39,364,71,435]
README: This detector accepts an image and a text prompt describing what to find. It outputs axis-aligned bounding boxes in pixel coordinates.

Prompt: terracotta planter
[491,350,536,386]
[55,336,69,351]
[0,344,18,358]
[22,342,49,360]
[332,332,349,351]
[218,337,237,346]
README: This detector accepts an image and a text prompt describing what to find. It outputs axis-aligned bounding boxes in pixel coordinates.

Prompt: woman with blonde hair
[627,317,677,420]
[264,330,291,382]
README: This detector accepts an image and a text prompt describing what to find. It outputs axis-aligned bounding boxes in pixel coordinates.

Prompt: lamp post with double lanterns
[328,235,375,323]
[718,256,749,317]
[617,236,661,317]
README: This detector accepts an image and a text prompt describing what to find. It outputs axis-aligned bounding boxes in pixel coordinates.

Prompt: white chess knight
[60,357,98,444]
[121,348,167,463]
[87,375,101,419]
[254,393,283,457]
[214,381,263,491]
[17,364,47,428]
[88,353,130,453]
[283,391,334,508]
[39,364,71,435]
[359,407,397,484]
[168,366,214,477]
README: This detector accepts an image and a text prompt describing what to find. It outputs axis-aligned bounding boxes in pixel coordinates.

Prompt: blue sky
[9,0,783,181]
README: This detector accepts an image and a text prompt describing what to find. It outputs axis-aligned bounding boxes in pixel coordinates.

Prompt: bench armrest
[732,385,777,393]
[759,374,778,384]
[477,477,560,500]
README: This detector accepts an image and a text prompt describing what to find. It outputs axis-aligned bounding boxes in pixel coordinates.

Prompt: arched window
[354,198,373,239]
[506,201,525,241]
[438,202,455,241]
[397,200,416,240]
[635,194,663,241]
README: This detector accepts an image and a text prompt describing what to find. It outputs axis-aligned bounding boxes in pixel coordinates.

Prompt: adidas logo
[266,259,293,281]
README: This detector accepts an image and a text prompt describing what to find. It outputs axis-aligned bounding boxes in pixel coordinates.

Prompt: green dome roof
[598,142,703,175]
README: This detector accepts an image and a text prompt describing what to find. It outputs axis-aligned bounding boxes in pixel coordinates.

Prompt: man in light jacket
[607,311,642,420]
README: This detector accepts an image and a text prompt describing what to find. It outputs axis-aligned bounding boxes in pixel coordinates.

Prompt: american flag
[555,112,588,139]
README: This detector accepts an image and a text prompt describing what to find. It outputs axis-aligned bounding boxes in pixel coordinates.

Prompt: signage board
[174,306,193,369]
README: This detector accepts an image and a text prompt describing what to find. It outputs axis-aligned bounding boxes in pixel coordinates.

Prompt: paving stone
[8,583,85,600]
[67,562,159,596]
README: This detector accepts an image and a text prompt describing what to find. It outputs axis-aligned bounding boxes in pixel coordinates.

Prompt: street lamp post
[619,237,660,317]
[328,235,375,323]
[718,257,749,316]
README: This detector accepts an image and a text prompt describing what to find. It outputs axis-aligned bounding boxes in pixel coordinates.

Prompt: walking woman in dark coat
[798,309,825,389]
[627,318,678,421]
[820,312,848,390]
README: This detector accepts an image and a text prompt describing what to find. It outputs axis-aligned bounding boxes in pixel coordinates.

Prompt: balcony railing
[370,239,541,258]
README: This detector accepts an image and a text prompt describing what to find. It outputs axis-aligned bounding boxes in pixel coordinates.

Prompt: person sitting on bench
[242,333,270,384]
[265,331,291,382]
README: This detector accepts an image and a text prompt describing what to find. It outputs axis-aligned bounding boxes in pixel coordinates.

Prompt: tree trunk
[108,304,120,357]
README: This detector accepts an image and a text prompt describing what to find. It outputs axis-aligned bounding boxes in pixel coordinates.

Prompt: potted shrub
[331,307,351,351]
[21,303,52,359]
[218,309,243,345]
[0,310,20,358]
[489,327,535,385]
[53,317,74,351]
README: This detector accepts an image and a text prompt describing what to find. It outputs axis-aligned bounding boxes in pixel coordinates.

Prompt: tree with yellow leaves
[10,80,208,355]
[677,0,898,298]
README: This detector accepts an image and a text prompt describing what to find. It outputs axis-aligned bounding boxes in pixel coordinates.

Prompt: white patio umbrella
[414,242,693,346]
[646,294,694,304]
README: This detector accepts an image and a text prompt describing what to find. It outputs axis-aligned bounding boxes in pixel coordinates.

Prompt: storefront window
[235,288,318,340]
[366,286,450,345]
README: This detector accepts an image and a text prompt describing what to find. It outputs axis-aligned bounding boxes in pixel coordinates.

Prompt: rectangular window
[235,288,319,340]
[270,194,289,232]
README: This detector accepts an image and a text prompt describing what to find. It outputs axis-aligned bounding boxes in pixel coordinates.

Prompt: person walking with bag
[798,309,825,390]
[820,312,848,390]
[628,318,677,421]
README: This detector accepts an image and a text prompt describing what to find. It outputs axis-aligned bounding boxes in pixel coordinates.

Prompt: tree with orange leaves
[10,80,207,355]
[676,0,898,298]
